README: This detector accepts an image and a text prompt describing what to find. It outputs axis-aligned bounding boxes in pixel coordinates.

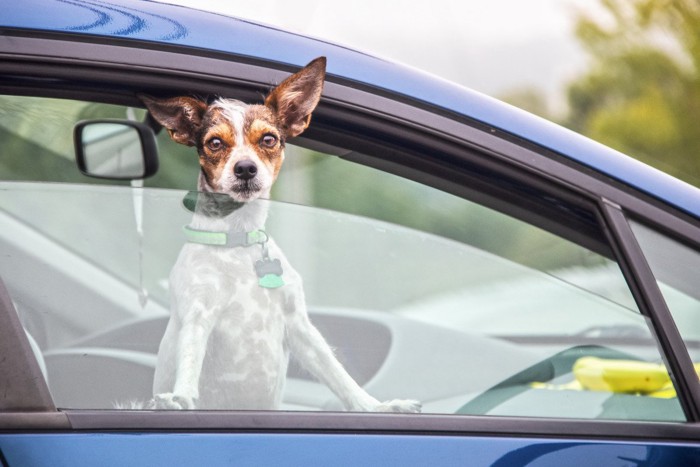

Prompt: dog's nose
[234,160,258,180]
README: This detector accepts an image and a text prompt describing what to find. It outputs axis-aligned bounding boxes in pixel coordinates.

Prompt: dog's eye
[260,134,278,148]
[207,138,224,151]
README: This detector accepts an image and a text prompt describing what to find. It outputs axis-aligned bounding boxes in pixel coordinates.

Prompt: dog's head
[141,57,326,202]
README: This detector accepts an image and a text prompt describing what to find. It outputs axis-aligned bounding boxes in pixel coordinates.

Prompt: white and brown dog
[140,57,420,412]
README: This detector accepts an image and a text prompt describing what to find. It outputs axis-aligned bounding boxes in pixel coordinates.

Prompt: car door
[1,25,700,466]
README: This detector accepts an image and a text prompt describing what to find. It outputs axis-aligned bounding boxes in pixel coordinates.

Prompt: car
[1,0,700,465]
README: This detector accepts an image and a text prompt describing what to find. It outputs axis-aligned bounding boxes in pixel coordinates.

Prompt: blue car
[1,1,700,465]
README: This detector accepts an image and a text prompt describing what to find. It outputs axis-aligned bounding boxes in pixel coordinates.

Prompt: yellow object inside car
[573,357,673,397]
[532,357,700,399]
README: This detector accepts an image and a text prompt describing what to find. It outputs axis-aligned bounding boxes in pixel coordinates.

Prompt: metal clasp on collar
[246,229,269,246]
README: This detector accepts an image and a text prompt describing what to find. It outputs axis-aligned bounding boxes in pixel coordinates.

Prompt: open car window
[0,94,686,421]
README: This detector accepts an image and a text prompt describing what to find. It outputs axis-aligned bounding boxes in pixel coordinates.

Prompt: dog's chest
[171,242,292,399]
[173,241,283,302]
[170,239,297,341]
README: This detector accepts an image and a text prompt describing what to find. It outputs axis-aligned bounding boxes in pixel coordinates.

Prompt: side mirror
[74,120,158,179]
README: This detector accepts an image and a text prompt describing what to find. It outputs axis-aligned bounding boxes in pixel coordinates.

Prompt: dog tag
[255,258,285,289]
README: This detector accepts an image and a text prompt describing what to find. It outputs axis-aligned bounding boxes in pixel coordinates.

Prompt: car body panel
[1,433,700,466]
[2,0,699,219]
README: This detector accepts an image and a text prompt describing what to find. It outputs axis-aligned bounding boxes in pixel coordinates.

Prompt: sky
[158,0,602,115]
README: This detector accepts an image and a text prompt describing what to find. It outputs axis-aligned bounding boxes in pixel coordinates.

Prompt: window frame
[1,31,699,440]
[601,203,700,421]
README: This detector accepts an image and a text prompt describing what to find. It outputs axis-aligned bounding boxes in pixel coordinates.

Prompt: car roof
[3,0,700,219]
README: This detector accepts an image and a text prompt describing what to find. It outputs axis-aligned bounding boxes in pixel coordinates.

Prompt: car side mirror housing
[74,120,158,179]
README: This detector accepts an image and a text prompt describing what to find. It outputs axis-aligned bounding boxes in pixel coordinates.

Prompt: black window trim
[0,32,699,440]
[601,201,700,422]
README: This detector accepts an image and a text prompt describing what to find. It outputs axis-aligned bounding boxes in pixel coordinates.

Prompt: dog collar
[183,225,285,289]
[183,225,268,248]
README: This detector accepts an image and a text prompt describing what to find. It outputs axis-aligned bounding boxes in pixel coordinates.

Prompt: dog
[140,57,421,412]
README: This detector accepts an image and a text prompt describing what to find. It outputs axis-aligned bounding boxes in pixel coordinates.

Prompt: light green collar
[183,225,268,248]
[182,225,284,289]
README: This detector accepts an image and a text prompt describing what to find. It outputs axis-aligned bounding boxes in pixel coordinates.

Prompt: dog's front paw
[152,393,197,410]
[374,399,422,413]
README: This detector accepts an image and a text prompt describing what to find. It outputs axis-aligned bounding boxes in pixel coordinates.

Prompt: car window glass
[629,221,700,368]
[0,95,684,421]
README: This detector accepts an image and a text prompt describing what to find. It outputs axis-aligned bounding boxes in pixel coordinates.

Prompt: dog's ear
[139,94,207,147]
[265,57,326,139]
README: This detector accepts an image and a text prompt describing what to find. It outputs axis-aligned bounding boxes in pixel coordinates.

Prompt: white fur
[151,97,420,413]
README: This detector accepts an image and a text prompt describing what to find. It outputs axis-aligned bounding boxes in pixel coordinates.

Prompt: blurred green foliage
[272,147,605,273]
[565,0,700,185]
[0,95,199,189]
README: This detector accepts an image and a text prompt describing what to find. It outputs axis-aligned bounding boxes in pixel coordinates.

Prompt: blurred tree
[499,87,553,120]
[565,0,700,185]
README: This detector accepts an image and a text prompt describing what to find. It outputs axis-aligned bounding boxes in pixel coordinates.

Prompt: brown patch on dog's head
[244,106,285,179]
[196,106,240,189]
